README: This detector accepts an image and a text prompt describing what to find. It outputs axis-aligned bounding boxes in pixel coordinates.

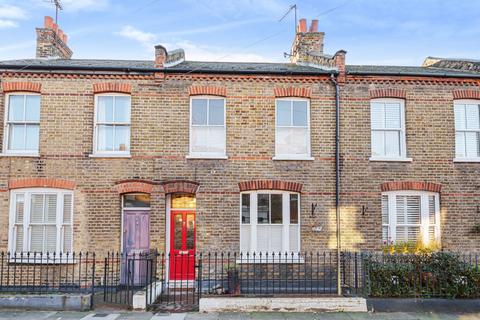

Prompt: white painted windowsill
[272,156,315,161]
[8,258,76,264]
[235,258,305,264]
[369,157,413,162]
[89,153,132,158]
[0,153,39,158]
[186,154,228,160]
[453,158,480,163]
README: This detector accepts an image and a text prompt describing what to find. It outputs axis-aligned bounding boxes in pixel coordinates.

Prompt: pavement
[0,311,479,320]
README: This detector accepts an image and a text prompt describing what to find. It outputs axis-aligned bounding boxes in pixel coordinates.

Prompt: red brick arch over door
[380,181,442,193]
[114,180,154,194]
[238,180,303,193]
[161,180,199,194]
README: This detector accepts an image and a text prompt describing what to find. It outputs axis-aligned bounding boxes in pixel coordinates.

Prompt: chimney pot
[298,18,307,32]
[44,16,54,29]
[309,19,319,32]
[155,45,167,68]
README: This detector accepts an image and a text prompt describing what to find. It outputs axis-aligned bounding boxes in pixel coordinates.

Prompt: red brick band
[93,83,132,94]
[238,180,303,193]
[453,89,480,100]
[274,87,311,98]
[380,181,442,193]
[2,82,42,93]
[369,88,406,99]
[114,180,154,194]
[188,86,226,97]
[161,180,199,194]
[9,178,75,190]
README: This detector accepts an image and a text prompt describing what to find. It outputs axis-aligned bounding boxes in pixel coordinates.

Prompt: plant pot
[227,269,240,295]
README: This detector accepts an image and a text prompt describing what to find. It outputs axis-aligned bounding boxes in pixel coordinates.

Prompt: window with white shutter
[275,98,311,160]
[4,94,40,155]
[370,99,407,160]
[381,191,440,245]
[9,188,74,255]
[240,191,300,254]
[454,100,480,160]
[189,96,226,158]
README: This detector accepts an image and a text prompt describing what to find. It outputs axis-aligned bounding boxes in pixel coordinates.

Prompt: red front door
[170,210,196,280]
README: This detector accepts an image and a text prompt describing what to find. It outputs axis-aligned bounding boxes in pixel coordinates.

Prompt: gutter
[346,71,480,79]
[330,73,342,296]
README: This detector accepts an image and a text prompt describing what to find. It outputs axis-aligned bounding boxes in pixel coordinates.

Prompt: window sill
[89,154,131,158]
[8,258,76,264]
[236,257,305,264]
[272,156,315,161]
[186,154,228,160]
[0,153,39,158]
[453,158,480,163]
[369,157,412,162]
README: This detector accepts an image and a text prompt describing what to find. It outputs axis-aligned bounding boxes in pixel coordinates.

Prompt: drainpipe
[330,73,342,296]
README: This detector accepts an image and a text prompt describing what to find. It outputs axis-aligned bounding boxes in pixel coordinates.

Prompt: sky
[0,0,479,66]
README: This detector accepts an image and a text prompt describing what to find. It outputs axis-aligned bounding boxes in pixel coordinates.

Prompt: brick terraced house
[0,16,479,282]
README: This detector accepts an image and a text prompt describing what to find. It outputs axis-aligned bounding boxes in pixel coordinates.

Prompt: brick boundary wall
[238,180,303,193]
[2,82,42,93]
[9,178,76,190]
[380,181,442,193]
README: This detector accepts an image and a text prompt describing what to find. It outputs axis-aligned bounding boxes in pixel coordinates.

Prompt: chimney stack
[290,19,324,64]
[155,45,167,68]
[36,16,72,59]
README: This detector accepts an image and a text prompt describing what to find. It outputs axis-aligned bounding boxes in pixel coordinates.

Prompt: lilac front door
[123,210,150,285]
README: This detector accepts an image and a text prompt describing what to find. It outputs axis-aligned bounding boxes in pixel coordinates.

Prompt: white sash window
[9,188,73,254]
[240,191,300,254]
[370,99,407,160]
[381,191,440,245]
[454,100,480,161]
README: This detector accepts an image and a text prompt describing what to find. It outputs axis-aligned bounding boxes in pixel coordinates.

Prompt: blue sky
[0,0,479,65]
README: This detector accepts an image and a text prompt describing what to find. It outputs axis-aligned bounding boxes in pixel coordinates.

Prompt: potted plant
[226,264,240,295]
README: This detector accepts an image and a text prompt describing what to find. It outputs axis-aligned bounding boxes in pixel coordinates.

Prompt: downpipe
[330,73,342,296]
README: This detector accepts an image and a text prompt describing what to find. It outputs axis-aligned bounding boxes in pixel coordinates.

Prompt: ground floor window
[382,191,440,245]
[9,188,73,253]
[240,191,300,253]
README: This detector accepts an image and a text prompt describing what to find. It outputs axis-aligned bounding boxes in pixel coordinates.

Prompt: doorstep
[0,293,91,311]
[199,296,367,312]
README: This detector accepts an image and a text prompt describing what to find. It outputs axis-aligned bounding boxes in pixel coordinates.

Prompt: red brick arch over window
[114,180,154,194]
[380,181,442,193]
[453,89,480,100]
[274,87,311,98]
[9,178,76,190]
[161,180,199,194]
[369,88,406,99]
[238,180,303,193]
[93,83,132,94]
[2,82,42,93]
[188,86,226,97]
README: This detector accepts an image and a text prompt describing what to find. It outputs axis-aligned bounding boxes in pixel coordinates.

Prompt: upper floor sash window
[454,100,480,161]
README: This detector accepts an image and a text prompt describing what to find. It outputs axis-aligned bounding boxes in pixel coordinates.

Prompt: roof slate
[1,58,480,78]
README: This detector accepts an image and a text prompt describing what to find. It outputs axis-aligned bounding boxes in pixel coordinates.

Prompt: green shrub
[366,252,480,298]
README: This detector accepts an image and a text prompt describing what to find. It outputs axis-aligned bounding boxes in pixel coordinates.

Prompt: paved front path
[0,311,479,320]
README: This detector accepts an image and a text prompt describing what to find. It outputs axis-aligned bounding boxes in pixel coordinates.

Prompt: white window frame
[8,188,74,260]
[187,95,227,159]
[274,97,313,160]
[369,98,411,162]
[382,190,440,245]
[239,190,301,257]
[3,92,40,156]
[453,99,480,162]
[92,93,131,157]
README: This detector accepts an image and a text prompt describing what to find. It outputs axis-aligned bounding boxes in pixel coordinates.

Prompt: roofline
[347,70,480,79]
[0,64,337,76]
